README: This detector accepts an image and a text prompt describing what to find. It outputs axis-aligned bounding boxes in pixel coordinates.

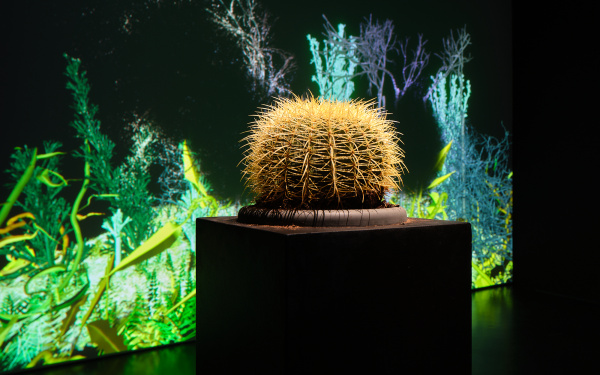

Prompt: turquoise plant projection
[307,20,358,101]
[390,27,513,287]
[0,55,236,372]
[240,95,406,210]
[429,27,512,287]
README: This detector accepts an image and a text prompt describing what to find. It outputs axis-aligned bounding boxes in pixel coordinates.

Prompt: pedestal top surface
[198,216,469,235]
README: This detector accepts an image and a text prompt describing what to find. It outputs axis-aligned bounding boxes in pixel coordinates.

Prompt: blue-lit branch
[311,15,429,108]
[423,25,472,104]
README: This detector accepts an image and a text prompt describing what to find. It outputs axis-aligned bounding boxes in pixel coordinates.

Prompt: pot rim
[237,205,408,227]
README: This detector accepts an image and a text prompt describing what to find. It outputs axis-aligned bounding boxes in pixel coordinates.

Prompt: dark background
[1,0,597,306]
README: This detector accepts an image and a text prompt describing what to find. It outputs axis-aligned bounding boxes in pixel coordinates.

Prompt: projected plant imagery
[1,0,511,372]
[391,26,513,288]
[0,55,236,371]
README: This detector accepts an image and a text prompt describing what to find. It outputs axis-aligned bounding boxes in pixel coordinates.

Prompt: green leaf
[59,291,89,338]
[433,141,452,173]
[181,140,203,194]
[474,275,492,288]
[24,265,66,296]
[0,316,18,347]
[427,171,455,190]
[87,320,127,354]
[109,222,182,276]
[0,257,32,278]
[166,289,196,315]
[471,260,494,287]
[425,192,449,220]
[80,253,114,329]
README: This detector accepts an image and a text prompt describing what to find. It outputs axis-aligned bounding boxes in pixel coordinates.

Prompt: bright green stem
[58,142,90,291]
[471,260,494,286]
[0,148,37,227]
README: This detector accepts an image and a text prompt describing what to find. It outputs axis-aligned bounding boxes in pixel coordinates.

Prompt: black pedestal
[197,217,472,374]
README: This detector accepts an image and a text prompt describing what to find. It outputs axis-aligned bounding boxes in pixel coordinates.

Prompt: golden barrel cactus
[240,95,406,210]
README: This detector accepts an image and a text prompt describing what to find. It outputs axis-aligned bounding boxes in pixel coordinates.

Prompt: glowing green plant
[471,168,513,288]
[101,209,132,267]
[118,252,196,350]
[1,144,72,280]
[64,54,156,253]
[1,55,191,371]
[1,53,203,372]
[0,141,92,334]
[426,28,512,288]
[2,311,64,369]
[389,141,454,220]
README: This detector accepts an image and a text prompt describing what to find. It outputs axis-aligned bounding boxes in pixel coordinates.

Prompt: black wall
[514,3,599,304]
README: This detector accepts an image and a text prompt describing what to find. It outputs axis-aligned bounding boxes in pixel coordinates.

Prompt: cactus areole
[238,95,408,226]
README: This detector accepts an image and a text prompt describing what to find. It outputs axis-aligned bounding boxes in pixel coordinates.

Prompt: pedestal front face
[197,217,472,374]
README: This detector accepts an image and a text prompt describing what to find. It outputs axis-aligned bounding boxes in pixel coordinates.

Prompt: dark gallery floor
[16,285,598,375]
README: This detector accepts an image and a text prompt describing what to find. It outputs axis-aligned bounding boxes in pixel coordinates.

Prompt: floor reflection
[22,341,196,375]
[14,285,599,375]
[472,286,516,375]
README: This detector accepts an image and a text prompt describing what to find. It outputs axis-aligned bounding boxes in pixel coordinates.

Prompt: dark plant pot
[197,216,472,374]
[237,205,408,227]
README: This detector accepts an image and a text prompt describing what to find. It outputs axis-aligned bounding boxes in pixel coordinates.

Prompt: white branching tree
[423,25,472,104]
[206,0,296,98]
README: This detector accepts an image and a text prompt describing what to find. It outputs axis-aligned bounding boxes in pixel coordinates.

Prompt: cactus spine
[241,95,406,209]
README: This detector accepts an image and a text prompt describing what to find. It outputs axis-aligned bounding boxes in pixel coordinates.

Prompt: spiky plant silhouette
[240,95,406,210]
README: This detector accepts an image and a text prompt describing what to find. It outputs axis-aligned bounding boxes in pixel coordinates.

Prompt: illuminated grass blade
[80,253,114,329]
[427,171,455,190]
[59,292,89,338]
[0,148,37,227]
[433,140,452,173]
[182,140,203,194]
[166,289,196,315]
[0,316,18,347]
[36,151,67,160]
[108,221,182,276]
[36,168,68,188]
